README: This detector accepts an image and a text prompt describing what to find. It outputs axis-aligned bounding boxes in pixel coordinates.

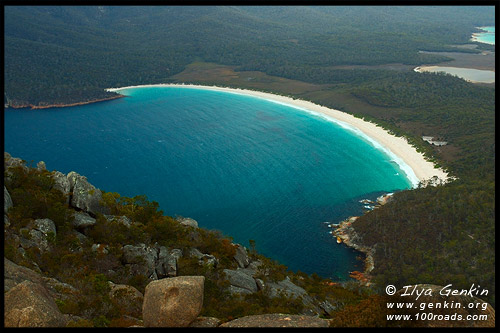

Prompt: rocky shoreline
[332,193,394,286]
[5,94,125,110]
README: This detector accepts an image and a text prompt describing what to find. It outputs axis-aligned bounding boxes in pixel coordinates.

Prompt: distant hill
[4,6,494,107]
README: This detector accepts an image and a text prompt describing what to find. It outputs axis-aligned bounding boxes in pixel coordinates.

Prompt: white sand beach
[106,83,450,187]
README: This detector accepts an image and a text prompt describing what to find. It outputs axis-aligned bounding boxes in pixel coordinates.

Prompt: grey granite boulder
[67,171,110,215]
[319,299,337,315]
[266,277,320,315]
[33,218,57,236]
[266,276,308,299]
[4,186,13,212]
[223,268,258,294]
[154,245,170,278]
[122,243,158,280]
[36,161,46,171]
[71,211,96,230]
[165,248,183,277]
[234,244,250,268]
[51,171,71,204]
[142,276,205,327]
[104,215,132,227]
[27,219,57,252]
[4,152,28,173]
[189,248,218,268]
[177,217,199,229]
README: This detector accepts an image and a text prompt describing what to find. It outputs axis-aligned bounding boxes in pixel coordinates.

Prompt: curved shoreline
[470,26,495,45]
[106,83,449,187]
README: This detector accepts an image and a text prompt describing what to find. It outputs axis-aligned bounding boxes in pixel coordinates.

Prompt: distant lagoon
[414,66,495,83]
[471,26,495,45]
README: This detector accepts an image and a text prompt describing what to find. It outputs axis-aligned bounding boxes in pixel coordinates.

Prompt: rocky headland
[332,193,394,286]
[5,94,124,110]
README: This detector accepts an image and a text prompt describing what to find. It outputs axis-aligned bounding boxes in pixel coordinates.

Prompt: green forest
[4,6,494,106]
[4,4,496,321]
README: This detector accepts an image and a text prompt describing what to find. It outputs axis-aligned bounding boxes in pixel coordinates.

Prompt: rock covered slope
[3,152,495,327]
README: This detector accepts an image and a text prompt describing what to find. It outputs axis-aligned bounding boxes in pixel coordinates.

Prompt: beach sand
[106,84,450,187]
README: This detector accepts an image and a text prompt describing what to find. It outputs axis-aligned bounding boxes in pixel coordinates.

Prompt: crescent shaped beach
[106,83,450,188]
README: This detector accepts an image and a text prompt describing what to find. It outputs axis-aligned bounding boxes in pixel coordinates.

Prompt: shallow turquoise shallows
[4,87,413,280]
[473,26,495,45]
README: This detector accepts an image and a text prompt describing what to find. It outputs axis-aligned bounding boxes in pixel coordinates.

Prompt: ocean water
[4,87,413,280]
[473,26,495,45]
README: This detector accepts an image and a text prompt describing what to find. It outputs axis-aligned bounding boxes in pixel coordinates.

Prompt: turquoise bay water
[4,87,412,280]
[473,26,495,45]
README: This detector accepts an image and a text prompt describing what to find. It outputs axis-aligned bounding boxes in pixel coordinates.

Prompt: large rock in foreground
[142,276,205,327]
[220,314,329,327]
[67,171,110,215]
[4,280,67,327]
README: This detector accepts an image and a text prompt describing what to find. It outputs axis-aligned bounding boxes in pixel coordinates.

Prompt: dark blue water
[4,86,412,280]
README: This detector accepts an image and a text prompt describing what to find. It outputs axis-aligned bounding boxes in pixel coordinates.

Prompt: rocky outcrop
[71,211,96,230]
[4,152,29,175]
[4,258,46,292]
[177,217,199,228]
[233,244,250,268]
[4,280,68,327]
[4,258,78,306]
[27,218,57,252]
[37,161,47,171]
[142,276,205,327]
[122,244,184,280]
[5,186,13,227]
[333,216,374,286]
[189,247,218,268]
[51,171,71,204]
[104,214,132,227]
[164,248,183,277]
[67,171,110,216]
[4,185,13,212]
[219,314,329,327]
[122,243,159,280]
[223,268,258,294]
[6,94,125,110]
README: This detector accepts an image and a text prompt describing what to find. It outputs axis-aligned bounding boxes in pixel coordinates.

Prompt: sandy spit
[106,83,450,187]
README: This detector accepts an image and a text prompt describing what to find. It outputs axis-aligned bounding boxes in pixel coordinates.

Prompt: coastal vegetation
[4,5,496,325]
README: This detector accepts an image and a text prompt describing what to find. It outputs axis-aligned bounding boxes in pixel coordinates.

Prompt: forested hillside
[4,6,494,107]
